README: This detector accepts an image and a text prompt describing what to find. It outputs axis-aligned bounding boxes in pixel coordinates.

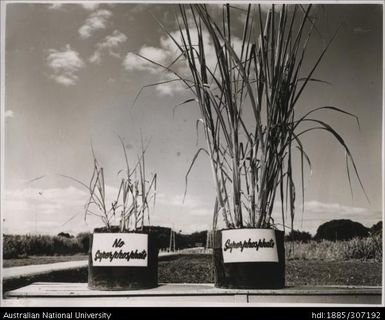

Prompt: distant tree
[175,230,207,249]
[57,232,74,239]
[146,226,172,250]
[314,219,369,241]
[370,221,382,236]
[76,232,91,253]
[285,230,312,242]
[189,231,207,247]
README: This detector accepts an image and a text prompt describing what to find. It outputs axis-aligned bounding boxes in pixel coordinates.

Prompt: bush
[370,221,382,236]
[76,232,91,253]
[314,219,369,241]
[3,235,24,259]
[175,231,207,249]
[341,234,382,261]
[57,232,74,239]
[3,233,88,258]
[3,227,208,258]
[285,230,312,243]
[286,235,382,261]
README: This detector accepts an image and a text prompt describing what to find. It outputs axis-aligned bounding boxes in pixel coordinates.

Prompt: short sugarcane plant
[138,3,367,232]
[73,138,160,291]
[62,137,157,232]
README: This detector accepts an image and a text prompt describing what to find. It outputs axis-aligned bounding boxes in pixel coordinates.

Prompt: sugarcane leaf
[133,78,188,107]
[184,147,210,201]
[301,105,360,130]
[172,98,197,117]
[297,77,332,86]
[297,119,370,203]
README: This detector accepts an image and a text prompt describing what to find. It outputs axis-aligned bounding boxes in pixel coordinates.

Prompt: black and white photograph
[0,0,383,309]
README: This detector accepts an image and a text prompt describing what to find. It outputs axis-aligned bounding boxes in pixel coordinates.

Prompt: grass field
[157,254,382,286]
[286,237,382,261]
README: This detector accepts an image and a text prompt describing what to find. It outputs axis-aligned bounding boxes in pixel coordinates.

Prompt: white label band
[92,233,148,267]
[222,229,279,263]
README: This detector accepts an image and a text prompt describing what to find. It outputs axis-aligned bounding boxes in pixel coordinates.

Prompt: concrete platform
[2,282,382,306]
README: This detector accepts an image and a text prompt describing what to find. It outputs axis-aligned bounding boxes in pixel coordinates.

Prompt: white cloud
[154,74,186,96]
[123,51,162,74]
[353,27,372,34]
[3,186,87,234]
[303,201,367,215]
[51,75,78,86]
[123,27,243,96]
[47,3,101,11]
[89,30,127,64]
[157,192,207,209]
[123,33,190,96]
[79,3,100,11]
[46,44,85,86]
[130,4,151,14]
[78,9,112,39]
[5,184,377,236]
[3,185,121,235]
[48,3,63,10]
[5,110,14,119]
[123,29,195,75]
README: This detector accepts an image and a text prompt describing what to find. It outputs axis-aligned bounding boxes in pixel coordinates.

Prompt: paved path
[2,249,209,280]
[3,260,88,280]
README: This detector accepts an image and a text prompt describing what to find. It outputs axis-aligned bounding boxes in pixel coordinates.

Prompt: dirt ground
[158,254,382,286]
[286,259,382,286]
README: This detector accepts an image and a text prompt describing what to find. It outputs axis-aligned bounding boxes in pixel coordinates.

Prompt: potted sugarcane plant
[137,4,367,289]
[64,137,157,290]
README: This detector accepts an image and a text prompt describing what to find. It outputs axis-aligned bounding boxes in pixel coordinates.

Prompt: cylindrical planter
[88,226,158,290]
[213,228,285,289]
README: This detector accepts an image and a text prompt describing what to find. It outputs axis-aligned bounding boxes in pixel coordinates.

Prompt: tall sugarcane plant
[140,4,367,231]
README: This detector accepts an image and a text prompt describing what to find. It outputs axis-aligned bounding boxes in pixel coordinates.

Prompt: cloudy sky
[2,1,383,235]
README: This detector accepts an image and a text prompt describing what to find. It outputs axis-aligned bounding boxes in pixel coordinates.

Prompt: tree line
[3,220,382,258]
